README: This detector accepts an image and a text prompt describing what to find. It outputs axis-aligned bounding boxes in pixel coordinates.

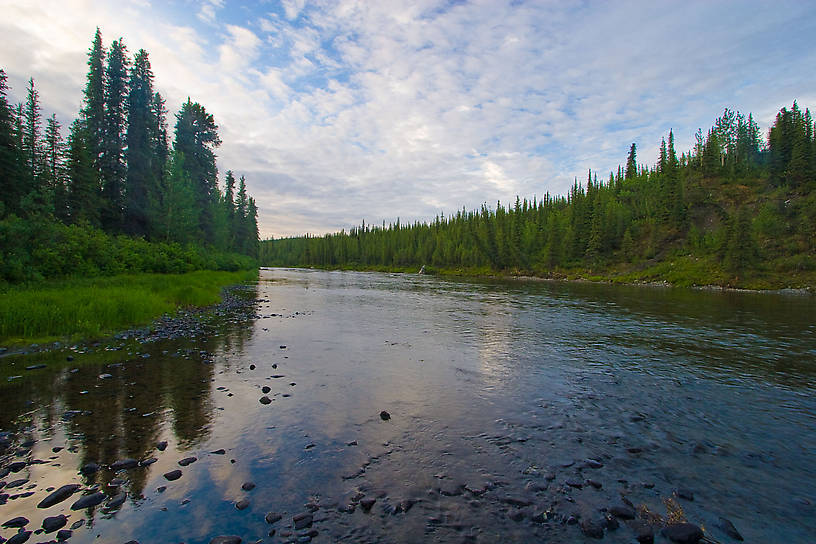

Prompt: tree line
[262,102,816,285]
[1,29,259,283]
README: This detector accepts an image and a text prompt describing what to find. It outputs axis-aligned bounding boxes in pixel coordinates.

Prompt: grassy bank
[291,257,815,291]
[0,269,258,346]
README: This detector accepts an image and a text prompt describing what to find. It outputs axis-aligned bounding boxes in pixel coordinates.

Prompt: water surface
[1,268,814,543]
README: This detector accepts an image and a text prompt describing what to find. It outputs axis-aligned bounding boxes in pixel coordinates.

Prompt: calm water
[1,268,815,543]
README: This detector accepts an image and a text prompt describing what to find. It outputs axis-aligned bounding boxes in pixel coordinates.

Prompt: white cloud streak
[1,0,815,238]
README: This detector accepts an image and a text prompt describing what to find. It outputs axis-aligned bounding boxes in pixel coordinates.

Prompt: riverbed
[1,268,814,543]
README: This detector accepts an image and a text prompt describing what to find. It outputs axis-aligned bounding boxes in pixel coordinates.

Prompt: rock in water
[262,386,271,394]
[241,482,256,491]
[259,396,272,405]
[106,492,127,508]
[293,512,313,530]
[235,499,250,510]
[662,523,704,544]
[80,462,99,475]
[110,458,139,470]
[178,456,197,466]
[7,531,32,544]
[380,410,391,420]
[717,517,744,541]
[609,504,636,519]
[156,441,168,451]
[164,469,182,481]
[209,537,241,544]
[57,529,72,541]
[71,492,106,510]
[42,514,68,532]
[38,484,82,508]
[2,516,29,528]
[265,512,282,524]
[580,518,605,539]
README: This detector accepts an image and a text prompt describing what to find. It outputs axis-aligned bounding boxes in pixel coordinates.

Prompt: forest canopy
[0,29,259,284]
[262,102,816,289]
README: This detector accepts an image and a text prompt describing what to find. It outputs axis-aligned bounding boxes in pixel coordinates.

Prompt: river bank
[0,269,259,350]
[275,254,815,294]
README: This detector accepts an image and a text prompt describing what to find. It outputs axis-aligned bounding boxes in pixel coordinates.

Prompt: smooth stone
[38,484,81,508]
[636,525,655,544]
[259,396,272,405]
[209,537,241,544]
[241,482,256,491]
[583,458,604,469]
[265,512,282,524]
[2,516,29,528]
[6,479,29,488]
[42,514,68,532]
[156,441,168,451]
[293,512,313,530]
[7,531,32,544]
[609,504,635,519]
[80,463,99,475]
[8,462,26,473]
[56,529,72,541]
[163,470,182,481]
[235,499,250,510]
[210,449,226,455]
[139,457,157,467]
[379,410,391,420]
[106,492,127,508]
[71,492,106,510]
[178,457,197,466]
[676,488,694,501]
[249,364,256,370]
[717,517,743,541]
[580,518,605,539]
[70,520,84,530]
[662,523,704,544]
[110,458,138,470]
[261,386,271,394]
[98,373,113,379]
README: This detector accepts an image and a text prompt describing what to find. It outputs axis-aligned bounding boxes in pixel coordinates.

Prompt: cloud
[1,0,815,239]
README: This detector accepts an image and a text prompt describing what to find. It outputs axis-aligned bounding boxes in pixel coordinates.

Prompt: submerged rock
[241,482,256,491]
[580,518,605,539]
[717,517,743,541]
[609,504,635,520]
[163,470,182,481]
[42,514,68,532]
[293,512,313,530]
[110,458,139,470]
[209,537,241,544]
[2,516,29,528]
[662,523,704,544]
[265,512,282,524]
[38,484,81,508]
[71,492,106,510]
[235,499,250,510]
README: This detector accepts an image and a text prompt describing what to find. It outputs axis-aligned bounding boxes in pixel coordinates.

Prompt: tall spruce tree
[44,114,67,220]
[625,143,637,179]
[81,28,106,172]
[124,49,156,236]
[21,77,47,215]
[65,119,100,226]
[173,98,221,243]
[0,69,22,217]
[100,38,129,231]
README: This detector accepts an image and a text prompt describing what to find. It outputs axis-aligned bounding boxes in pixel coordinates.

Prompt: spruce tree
[173,98,221,243]
[100,38,129,231]
[21,78,47,215]
[44,114,67,220]
[625,143,637,180]
[81,28,106,172]
[65,119,100,226]
[124,49,156,236]
[0,69,22,217]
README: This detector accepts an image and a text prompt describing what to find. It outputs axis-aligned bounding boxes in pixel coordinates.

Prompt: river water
[1,268,814,543]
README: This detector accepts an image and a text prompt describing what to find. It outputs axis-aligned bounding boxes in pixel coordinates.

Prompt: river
[1,268,814,543]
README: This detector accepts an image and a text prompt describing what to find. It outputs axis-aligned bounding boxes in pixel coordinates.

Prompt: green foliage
[0,270,257,344]
[263,101,816,289]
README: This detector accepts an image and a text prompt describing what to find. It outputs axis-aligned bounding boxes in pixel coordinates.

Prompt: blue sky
[1,0,815,237]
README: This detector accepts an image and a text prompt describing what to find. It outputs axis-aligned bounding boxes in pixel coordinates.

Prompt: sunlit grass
[0,269,257,345]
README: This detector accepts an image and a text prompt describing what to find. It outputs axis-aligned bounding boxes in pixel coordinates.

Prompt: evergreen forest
[262,103,816,288]
[0,29,259,285]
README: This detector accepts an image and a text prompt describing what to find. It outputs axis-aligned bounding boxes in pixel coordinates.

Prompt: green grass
[0,269,258,346]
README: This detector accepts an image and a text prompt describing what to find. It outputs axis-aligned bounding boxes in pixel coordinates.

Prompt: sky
[1,0,815,238]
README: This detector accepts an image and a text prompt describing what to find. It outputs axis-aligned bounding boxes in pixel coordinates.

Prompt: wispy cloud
[1,0,815,238]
